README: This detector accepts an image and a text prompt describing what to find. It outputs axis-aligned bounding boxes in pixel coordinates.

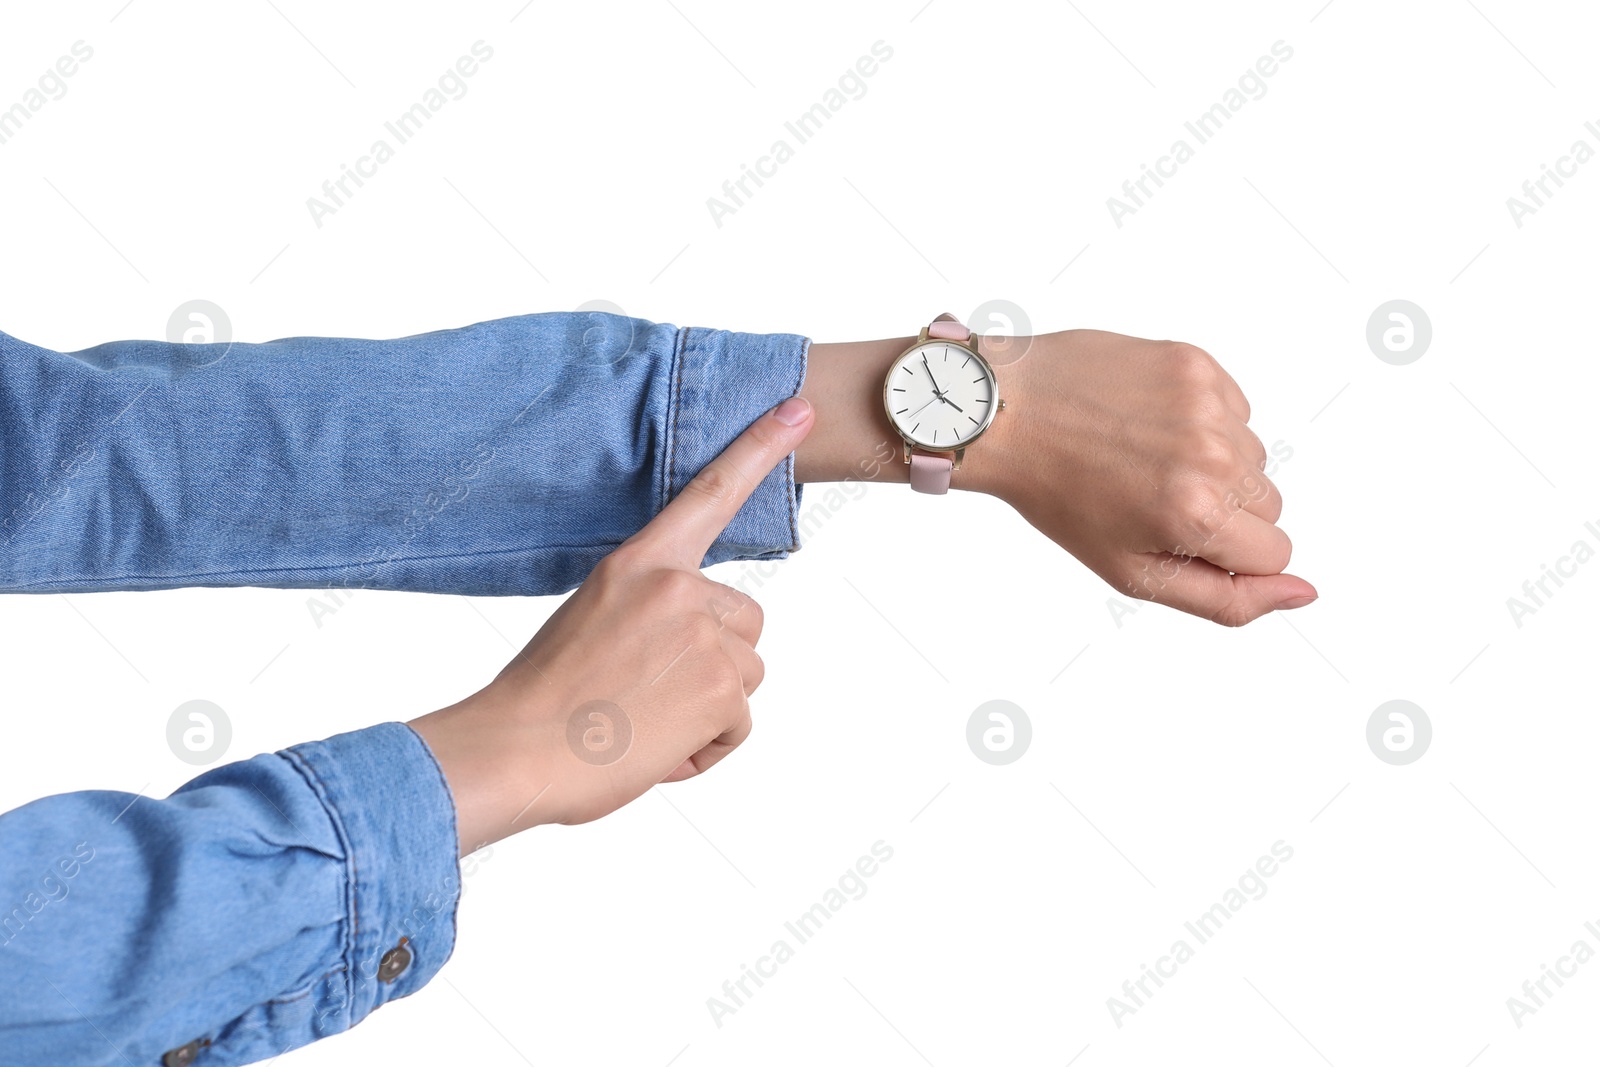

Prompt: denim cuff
[666,326,809,567]
[280,722,461,1030]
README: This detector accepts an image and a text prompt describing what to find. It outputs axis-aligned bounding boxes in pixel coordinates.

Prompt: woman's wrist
[409,693,549,857]
[795,333,1023,496]
[792,336,908,486]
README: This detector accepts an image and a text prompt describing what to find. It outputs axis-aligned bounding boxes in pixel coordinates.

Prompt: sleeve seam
[0,540,635,592]
[663,325,690,515]
[275,747,361,1030]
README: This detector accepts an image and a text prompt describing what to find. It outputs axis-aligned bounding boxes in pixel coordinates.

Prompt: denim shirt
[0,312,809,1065]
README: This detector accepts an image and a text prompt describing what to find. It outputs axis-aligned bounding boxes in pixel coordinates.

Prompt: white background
[2,1,1598,1064]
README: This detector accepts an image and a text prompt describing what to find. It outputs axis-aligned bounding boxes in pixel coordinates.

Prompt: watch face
[884,340,998,450]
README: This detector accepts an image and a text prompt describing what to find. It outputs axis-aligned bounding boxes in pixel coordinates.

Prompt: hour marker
[902,367,914,375]
[962,355,972,369]
[974,398,990,404]
[968,415,979,425]
[933,429,939,443]
[971,377,985,384]
[895,407,908,414]
[910,422,919,434]
[892,387,906,392]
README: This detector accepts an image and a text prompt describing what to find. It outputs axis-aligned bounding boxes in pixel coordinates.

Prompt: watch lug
[902,440,912,465]
[953,447,965,471]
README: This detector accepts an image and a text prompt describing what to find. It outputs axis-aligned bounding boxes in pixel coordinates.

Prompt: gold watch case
[882,325,1004,471]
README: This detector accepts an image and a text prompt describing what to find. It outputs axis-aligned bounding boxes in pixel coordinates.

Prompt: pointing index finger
[632,396,813,568]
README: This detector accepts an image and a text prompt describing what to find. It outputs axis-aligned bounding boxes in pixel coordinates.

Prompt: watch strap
[926,315,971,342]
[909,451,954,495]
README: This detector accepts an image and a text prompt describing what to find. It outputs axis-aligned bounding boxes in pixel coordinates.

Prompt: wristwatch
[882,314,1005,494]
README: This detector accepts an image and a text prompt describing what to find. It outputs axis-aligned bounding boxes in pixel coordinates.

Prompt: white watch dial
[885,341,997,450]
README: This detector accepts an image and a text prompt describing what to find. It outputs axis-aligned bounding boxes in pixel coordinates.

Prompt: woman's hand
[410,396,814,855]
[798,327,1315,627]
[986,330,1315,626]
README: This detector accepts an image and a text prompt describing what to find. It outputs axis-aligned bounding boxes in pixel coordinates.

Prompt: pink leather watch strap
[907,313,968,495]
[926,316,971,341]
[909,451,953,495]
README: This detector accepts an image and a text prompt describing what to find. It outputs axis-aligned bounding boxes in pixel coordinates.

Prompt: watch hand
[938,395,965,413]
[908,394,942,418]
[921,354,947,396]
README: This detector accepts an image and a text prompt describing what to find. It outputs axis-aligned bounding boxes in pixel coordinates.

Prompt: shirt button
[163,1040,202,1067]
[377,938,412,984]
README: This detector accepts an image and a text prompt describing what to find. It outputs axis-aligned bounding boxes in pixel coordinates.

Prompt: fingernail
[1277,594,1317,610]
[774,396,811,425]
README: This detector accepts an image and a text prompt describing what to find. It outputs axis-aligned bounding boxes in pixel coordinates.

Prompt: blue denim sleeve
[0,722,460,1066]
[0,312,809,595]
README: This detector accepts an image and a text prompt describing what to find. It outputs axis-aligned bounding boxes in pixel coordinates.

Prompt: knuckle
[1241,428,1268,464]
[1190,429,1236,474]
[1164,341,1217,385]
[687,610,724,649]
[683,464,744,513]
[1269,532,1294,571]
[1229,470,1272,514]
[729,595,764,637]
[708,661,747,706]
[726,601,768,643]
[658,567,707,605]
[706,581,763,637]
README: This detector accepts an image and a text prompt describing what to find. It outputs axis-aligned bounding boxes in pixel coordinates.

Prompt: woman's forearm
[0,313,807,597]
[0,722,461,1063]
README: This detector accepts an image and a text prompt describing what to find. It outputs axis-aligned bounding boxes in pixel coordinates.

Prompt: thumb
[629,396,814,568]
[1125,552,1318,627]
